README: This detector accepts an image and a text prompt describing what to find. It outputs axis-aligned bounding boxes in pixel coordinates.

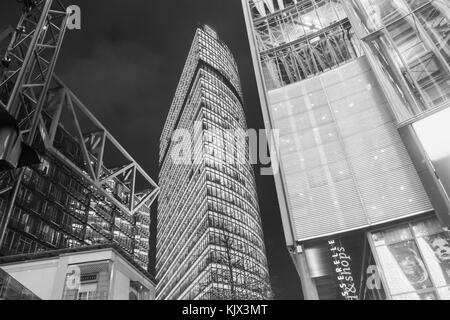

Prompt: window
[63,262,110,300]
[38,158,51,176]
[371,216,450,299]
[77,283,97,300]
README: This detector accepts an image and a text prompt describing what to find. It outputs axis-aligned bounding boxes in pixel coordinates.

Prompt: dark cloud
[0,0,302,299]
[57,40,168,168]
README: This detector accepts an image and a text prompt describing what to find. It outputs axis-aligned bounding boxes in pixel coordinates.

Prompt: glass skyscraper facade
[242,0,450,299]
[157,26,271,300]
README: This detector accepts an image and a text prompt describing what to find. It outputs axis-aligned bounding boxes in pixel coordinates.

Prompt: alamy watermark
[66,5,81,30]
[65,265,81,290]
[169,121,280,176]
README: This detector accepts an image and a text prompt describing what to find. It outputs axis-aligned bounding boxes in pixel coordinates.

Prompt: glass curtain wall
[249,0,364,90]
[345,0,450,123]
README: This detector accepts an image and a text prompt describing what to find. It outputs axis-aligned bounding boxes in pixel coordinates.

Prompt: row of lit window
[157,175,207,253]
[200,66,243,109]
[159,93,204,216]
[157,227,211,297]
[156,164,206,243]
[198,33,241,95]
[156,204,209,280]
[207,226,268,266]
[159,51,202,161]
[206,169,259,213]
[207,198,263,240]
[206,182,260,221]
[1,229,80,256]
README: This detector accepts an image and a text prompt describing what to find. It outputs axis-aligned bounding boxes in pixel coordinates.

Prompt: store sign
[328,239,358,300]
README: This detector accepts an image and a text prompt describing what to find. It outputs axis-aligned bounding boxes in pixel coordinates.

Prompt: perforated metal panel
[268,57,433,241]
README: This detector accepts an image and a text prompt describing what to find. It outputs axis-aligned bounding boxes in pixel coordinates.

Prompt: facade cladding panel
[268,57,432,240]
[157,27,271,300]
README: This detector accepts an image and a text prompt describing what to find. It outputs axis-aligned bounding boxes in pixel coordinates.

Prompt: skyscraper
[242,0,450,300]
[157,26,271,300]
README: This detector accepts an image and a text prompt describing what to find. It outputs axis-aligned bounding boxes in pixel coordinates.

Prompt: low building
[0,244,155,300]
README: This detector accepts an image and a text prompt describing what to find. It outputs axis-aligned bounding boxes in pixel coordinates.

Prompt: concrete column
[51,255,69,300]
[289,245,319,300]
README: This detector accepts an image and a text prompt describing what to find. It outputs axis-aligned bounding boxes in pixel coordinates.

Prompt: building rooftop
[0,244,155,284]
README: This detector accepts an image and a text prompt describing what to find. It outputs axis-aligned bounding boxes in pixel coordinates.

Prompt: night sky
[1,0,302,299]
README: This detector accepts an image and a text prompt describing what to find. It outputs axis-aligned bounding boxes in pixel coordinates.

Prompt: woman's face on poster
[395,247,429,285]
[430,237,450,262]
[399,255,420,276]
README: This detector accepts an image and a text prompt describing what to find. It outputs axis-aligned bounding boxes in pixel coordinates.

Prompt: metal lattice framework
[0,0,159,248]
[354,0,450,122]
[247,0,364,89]
[260,20,362,89]
[41,78,160,216]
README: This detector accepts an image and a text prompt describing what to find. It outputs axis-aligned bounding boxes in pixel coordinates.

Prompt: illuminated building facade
[157,26,271,300]
[0,1,159,274]
[0,84,158,271]
[242,0,450,299]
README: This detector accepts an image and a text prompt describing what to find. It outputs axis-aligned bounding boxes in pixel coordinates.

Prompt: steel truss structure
[248,0,363,90]
[352,0,450,123]
[0,0,159,269]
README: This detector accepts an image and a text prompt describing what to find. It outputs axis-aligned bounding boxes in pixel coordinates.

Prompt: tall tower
[157,26,271,300]
[242,0,450,300]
